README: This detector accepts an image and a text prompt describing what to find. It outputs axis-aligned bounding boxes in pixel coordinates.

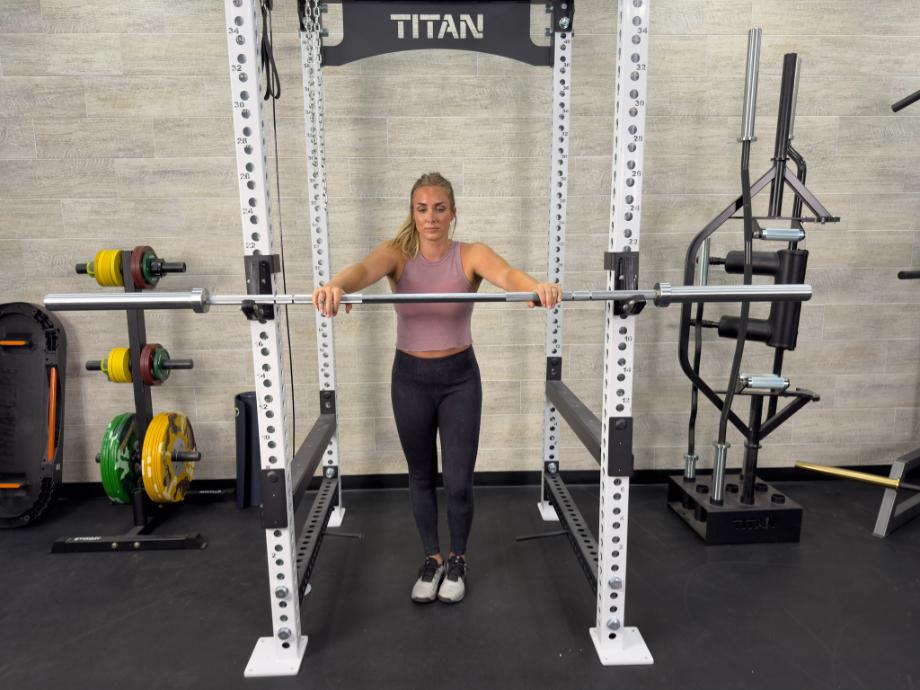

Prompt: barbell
[44,283,813,314]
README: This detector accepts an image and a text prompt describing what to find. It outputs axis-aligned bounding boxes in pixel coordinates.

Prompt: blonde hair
[389,172,457,257]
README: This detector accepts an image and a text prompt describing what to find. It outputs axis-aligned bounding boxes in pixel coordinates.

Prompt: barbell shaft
[795,461,902,490]
[44,283,812,313]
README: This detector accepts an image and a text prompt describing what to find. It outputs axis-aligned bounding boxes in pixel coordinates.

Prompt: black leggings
[391,348,482,556]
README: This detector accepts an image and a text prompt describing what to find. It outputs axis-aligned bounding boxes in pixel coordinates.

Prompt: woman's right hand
[312,284,350,317]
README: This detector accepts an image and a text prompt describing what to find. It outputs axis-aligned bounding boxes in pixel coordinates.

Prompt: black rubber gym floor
[1,480,918,690]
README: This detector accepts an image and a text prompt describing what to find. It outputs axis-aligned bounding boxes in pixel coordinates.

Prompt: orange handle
[0,340,28,347]
[0,483,23,490]
[47,367,58,462]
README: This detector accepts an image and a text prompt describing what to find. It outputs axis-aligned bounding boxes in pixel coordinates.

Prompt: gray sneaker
[411,556,445,603]
[437,555,467,603]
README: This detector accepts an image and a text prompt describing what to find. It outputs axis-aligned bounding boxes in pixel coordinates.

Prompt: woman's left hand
[530,282,563,309]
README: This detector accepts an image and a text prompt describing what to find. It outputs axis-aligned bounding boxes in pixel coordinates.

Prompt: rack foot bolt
[537,500,559,522]
[245,635,307,677]
[590,626,653,665]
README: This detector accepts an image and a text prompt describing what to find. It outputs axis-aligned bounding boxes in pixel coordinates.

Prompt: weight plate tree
[52,246,203,553]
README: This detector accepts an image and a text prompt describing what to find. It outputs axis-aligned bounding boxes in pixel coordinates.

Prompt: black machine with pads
[0,303,66,528]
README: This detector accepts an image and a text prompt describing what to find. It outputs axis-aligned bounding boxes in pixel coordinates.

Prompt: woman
[311,172,561,604]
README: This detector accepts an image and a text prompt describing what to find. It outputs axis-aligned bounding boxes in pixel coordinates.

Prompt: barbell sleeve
[739,27,762,142]
[755,227,806,242]
[44,288,211,313]
[652,283,812,306]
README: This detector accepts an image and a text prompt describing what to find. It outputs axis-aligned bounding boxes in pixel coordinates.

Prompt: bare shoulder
[372,240,407,281]
[462,241,498,261]
[460,241,479,258]
[459,242,484,285]
[370,240,404,263]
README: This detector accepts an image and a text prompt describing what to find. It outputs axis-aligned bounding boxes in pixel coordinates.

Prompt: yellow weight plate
[142,412,196,503]
[93,249,124,287]
[106,249,124,287]
[105,347,132,384]
[92,250,110,286]
[91,250,109,286]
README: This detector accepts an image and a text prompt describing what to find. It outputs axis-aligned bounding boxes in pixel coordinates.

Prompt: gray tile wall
[2,0,919,482]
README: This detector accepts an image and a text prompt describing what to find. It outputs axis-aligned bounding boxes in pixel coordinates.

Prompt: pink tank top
[394,241,474,351]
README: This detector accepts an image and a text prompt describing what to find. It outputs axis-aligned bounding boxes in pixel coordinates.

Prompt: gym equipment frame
[793,87,920,539]
[51,250,205,553]
[40,0,822,676]
[667,33,839,545]
[240,0,636,675]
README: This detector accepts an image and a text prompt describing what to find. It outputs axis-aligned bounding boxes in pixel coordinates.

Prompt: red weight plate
[130,245,154,289]
[140,343,160,386]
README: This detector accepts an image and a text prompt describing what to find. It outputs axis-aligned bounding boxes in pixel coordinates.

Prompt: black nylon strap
[260,0,281,100]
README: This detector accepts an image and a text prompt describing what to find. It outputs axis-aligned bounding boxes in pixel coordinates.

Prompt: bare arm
[466,242,562,308]
[312,242,402,316]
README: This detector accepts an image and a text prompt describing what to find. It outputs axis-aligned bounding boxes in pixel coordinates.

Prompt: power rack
[219,0,655,675]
